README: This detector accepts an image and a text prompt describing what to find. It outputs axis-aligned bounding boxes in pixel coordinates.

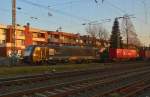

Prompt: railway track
[122,81,150,97]
[93,75,150,97]
[0,63,150,97]
[45,69,150,97]
[0,62,147,89]
[131,85,150,97]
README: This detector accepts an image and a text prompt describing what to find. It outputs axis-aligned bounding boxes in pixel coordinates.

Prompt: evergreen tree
[110,18,123,48]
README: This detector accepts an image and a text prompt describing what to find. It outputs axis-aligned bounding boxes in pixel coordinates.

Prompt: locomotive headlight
[37,47,40,50]
[33,54,37,56]
[49,57,53,60]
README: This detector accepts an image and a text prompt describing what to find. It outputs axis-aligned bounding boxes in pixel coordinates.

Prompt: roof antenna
[94,0,104,4]
[94,0,98,3]
[102,0,104,3]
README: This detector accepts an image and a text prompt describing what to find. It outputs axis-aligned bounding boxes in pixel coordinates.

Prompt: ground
[0,63,107,78]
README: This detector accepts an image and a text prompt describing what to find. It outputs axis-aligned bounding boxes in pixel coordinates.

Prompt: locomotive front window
[25,46,33,51]
[24,46,33,56]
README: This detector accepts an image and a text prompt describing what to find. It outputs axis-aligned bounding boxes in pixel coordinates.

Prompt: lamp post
[11,0,16,65]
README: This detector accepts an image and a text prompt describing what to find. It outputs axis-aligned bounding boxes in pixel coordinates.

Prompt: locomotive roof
[28,45,98,49]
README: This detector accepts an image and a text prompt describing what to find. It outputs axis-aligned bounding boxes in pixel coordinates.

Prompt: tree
[86,24,97,38]
[86,24,109,40]
[110,18,123,48]
[97,26,109,41]
[85,24,109,47]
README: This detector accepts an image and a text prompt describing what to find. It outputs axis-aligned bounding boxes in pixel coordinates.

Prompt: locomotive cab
[32,46,55,64]
[23,45,56,64]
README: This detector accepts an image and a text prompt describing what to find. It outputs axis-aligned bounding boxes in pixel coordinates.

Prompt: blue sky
[0,0,150,46]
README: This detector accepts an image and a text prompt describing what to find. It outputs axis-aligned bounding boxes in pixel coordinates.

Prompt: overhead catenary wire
[0,7,62,30]
[20,0,91,22]
[1,0,149,34]
[105,0,150,46]
[101,0,150,26]
[104,0,127,14]
[48,0,87,7]
[1,6,90,33]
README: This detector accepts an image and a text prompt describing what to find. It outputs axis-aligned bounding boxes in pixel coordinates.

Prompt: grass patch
[109,93,120,97]
[0,63,107,77]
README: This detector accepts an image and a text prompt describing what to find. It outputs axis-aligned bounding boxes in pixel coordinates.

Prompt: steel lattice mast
[121,14,141,48]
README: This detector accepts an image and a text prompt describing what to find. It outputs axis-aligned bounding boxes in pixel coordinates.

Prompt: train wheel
[48,60,56,65]
[75,60,82,64]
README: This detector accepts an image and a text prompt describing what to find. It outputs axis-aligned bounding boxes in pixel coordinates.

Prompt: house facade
[0,23,109,57]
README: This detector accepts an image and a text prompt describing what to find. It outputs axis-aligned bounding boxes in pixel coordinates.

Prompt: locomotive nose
[23,56,31,63]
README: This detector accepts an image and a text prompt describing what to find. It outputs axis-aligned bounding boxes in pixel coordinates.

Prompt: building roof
[47,31,79,38]
[0,24,7,29]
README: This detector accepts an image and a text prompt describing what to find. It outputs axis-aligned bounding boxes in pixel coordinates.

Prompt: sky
[0,0,150,46]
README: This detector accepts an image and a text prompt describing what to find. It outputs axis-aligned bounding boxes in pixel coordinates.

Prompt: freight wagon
[109,48,138,60]
[139,50,150,60]
[100,48,138,62]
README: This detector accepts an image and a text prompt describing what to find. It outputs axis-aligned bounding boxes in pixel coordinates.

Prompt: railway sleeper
[120,82,145,94]
[94,78,150,97]
[122,84,150,97]
[48,71,150,97]
[0,66,150,97]
[34,93,47,97]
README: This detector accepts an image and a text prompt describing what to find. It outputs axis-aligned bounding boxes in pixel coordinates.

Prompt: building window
[0,40,5,44]
[32,32,38,38]
[48,35,51,39]
[38,33,45,38]
[33,41,37,45]
[0,29,6,35]
[3,29,7,35]
[16,40,24,45]
[16,30,23,36]
[2,40,5,44]
[22,40,25,45]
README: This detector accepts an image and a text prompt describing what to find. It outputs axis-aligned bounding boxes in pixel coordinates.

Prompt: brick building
[80,35,109,48]
[0,23,109,57]
[47,31,83,46]
[0,23,47,57]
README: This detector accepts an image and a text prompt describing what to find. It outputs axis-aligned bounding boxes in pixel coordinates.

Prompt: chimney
[27,22,30,27]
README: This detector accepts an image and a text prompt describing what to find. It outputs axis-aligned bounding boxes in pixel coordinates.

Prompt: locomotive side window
[49,49,55,55]
[33,47,41,57]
